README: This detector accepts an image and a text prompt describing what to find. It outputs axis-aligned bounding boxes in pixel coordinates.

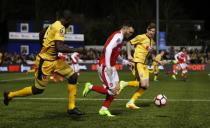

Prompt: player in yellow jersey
[119,23,156,109]
[151,50,165,81]
[3,10,84,116]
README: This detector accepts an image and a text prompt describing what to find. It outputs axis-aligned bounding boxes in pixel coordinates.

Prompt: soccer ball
[154,94,167,107]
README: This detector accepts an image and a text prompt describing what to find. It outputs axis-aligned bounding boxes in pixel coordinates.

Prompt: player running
[83,24,134,117]
[172,47,190,81]
[151,50,165,81]
[3,10,85,116]
[119,23,156,109]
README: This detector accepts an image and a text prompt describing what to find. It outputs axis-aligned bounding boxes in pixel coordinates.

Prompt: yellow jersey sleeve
[155,54,162,62]
[39,21,65,61]
[130,35,144,45]
[152,54,162,65]
[53,24,65,41]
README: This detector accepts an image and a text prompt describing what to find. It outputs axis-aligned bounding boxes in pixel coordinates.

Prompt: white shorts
[178,63,188,70]
[97,65,119,90]
[71,63,80,73]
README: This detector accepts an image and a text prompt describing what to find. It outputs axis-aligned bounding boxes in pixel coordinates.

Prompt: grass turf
[0,71,210,128]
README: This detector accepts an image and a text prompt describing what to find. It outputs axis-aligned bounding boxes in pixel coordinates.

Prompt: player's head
[146,22,156,38]
[159,50,165,56]
[181,47,186,52]
[59,10,72,28]
[121,23,134,39]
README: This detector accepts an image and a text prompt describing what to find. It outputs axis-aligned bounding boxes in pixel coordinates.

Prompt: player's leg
[99,94,115,117]
[181,63,188,81]
[119,80,139,93]
[52,73,57,82]
[126,64,149,109]
[3,57,48,105]
[83,65,111,96]
[67,73,84,115]
[153,65,159,81]
[59,75,63,81]
[98,68,119,117]
[119,63,140,92]
[172,64,179,80]
[56,60,84,115]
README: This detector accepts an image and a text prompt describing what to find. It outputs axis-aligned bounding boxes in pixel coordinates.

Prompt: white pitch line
[0,77,33,82]
[0,97,210,102]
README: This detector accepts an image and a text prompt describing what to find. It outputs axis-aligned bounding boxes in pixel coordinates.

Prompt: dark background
[0,0,210,47]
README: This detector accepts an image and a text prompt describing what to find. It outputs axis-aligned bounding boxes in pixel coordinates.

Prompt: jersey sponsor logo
[59,28,65,37]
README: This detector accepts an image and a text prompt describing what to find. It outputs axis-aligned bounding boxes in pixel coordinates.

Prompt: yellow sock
[149,70,153,73]
[68,84,77,110]
[127,81,139,87]
[154,75,157,81]
[130,88,145,103]
[8,86,33,98]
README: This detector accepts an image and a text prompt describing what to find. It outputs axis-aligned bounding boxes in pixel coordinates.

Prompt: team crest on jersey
[59,28,65,36]
[116,38,121,43]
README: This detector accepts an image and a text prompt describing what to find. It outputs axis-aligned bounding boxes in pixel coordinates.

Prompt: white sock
[128,99,135,104]
[89,84,93,89]
[121,81,128,88]
[101,106,108,110]
[124,82,128,87]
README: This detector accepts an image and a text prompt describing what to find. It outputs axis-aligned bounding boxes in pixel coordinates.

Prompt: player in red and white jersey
[83,24,134,117]
[172,47,190,81]
[70,52,82,75]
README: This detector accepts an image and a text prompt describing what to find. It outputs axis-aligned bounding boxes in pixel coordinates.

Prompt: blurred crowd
[1,47,210,65]
[162,47,210,64]
[0,52,36,65]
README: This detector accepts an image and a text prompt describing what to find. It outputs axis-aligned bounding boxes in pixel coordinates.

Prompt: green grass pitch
[0,71,210,128]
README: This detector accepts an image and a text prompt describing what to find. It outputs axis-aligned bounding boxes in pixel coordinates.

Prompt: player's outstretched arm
[55,41,82,53]
[126,42,133,61]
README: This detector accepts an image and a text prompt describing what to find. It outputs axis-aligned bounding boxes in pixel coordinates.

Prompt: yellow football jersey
[130,34,155,64]
[152,54,162,66]
[39,21,65,61]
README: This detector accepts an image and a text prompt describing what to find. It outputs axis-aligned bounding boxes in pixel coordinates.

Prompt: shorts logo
[109,83,113,88]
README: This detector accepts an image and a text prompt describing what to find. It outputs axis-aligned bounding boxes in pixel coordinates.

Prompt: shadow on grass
[155,115,170,118]
[111,109,125,115]
[42,111,88,121]
[136,101,153,107]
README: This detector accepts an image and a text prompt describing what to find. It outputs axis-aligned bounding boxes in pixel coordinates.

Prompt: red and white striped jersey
[99,30,124,67]
[175,51,189,64]
[58,52,68,61]
[71,52,81,64]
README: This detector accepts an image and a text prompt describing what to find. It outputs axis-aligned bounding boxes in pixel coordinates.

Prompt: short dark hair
[180,47,186,51]
[58,10,72,20]
[147,22,156,30]
[121,21,133,28]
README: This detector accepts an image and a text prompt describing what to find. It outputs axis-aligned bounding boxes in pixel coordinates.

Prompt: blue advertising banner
[159,32,166,50]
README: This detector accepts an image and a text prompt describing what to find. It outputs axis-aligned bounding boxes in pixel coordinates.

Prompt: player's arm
[174,52,181,61]
[153,55,162,65]
[54,26,82,53]
[105,34,121,68]
[55,41,82,53]
[39,26,49,46]
[117,55,131,66]
[186,55,190,64]
[153,58,161,64]
[126,42,133,61]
